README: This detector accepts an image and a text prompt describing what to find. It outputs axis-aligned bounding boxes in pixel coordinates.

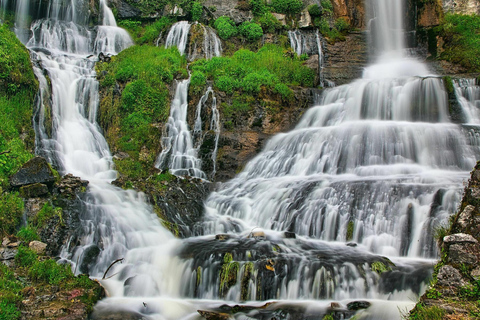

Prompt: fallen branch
[102,258,124,279]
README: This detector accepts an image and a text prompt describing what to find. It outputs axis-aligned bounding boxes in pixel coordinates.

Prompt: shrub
[335,17,350,32]
[308,4,322,16]
[16,227,40,243]
[215,75,239,94]
[191,1,203,21]
[190,70,207,92]
[321,0,333,13]
[256,12,283,33]
[270,0,303,14]
[0,193,24,236]
[239,21,264,41]
[214,16,238,40]
[250,0,267,16]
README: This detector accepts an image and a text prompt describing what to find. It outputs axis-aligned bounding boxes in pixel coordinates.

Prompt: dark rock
[346,242,357,247]
[216,234,232,241]
[10,156,56,188]
[198,310,232,320]
[437,265,468,291]
[98,52,111,63]
[90,311,145,320]
[111,0,142,19]
[20,183,49,198]
[283,231,296,239]
[0,247,17,260]
[79,245,101,274]
[347,300,371,310]
[447,242,480,266]
[55,174,89,198]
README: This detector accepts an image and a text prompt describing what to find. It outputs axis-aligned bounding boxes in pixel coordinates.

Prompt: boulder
[443,233,478,244]
[10,157,56,188]
[298,9,312,28]
[272,13,286,26]
[20,183,49,198]
[29,240,47,255]
[347,300,371,310]
[112,0,142,19]
[447,242,480,266]
[437,265,468,291]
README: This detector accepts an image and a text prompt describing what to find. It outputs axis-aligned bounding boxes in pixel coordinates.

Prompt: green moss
[0,192,24,237]
[371,261,392,274]
[34,202,63,228]
[16,226,40,243]
[219,253,239,297]
[346,220,354,241]
[442,76,455,95]
[439,14,480,72]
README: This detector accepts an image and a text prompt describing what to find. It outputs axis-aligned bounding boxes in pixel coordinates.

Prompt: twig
[0,150,11,156]
[102,258,124,279]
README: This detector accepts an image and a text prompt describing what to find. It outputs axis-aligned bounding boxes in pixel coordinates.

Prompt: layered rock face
[443,0,480,15]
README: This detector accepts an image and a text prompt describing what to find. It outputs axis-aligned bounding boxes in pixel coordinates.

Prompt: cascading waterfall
[202,25,222,59]
[454,78,480,123]
[156,78,207,179]
[165,20,191,56]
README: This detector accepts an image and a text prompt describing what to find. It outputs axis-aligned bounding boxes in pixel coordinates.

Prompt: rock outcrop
[409,161,480,318]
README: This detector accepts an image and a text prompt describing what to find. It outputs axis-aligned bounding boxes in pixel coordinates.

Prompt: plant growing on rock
[239,21,264,41]
[270,0,303,14]
[214,16,238,40]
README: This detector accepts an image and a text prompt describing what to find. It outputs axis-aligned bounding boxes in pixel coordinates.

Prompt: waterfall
[164,21,222,60]
[156,78,207,179]
[165,20,191,56]
[288,29,328,87]
[202,25,222,59]
[454,78,480,123]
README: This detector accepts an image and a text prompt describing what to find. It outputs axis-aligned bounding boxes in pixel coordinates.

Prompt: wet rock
[198,310,232,320]
[331,302,341,309]
[216,234,232,241]
[248,230,266,239]
[79,245,101,274]
[303,54,319,71]
[29,241,47,255]
[20,183,49,198]
[346,242,357,247]
[113,151,130,160]
[347,300,371,310]
[55,174,89,198]
[98,52,111,63]
[283,231,296,239]
[471,266,480,279]
[90,311,145,320]
[436,265,468,293]
[10,156,56,188]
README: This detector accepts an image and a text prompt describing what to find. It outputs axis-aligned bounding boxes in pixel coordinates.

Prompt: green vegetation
[407,303,445,320]
[438,13,480,71]
[214,16,238,40]
[346,220,354,241]
[96,45,186,179]
[16,226,40,243]
[34,202,63,228]
[239,21,264,41]
[371,261,392,274]
[270,0,303,15]
[219,252,240,297]
[0,24,36,191]
[0,192,24,236]
[119,16,175,45]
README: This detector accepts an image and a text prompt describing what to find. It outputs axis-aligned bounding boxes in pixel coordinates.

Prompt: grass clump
[96,45,186,180]
[438,13,480,71]
[407,303,445,320]
[0,193,24,237]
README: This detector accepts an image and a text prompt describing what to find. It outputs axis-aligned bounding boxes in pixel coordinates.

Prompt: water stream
[5,0,480,319]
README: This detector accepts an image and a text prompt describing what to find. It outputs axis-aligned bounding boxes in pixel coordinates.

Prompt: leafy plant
[0,193,24,237]
[239,21,264,41]
[271,0,303,14]
[191,1,203,21]
[214,16,238,40]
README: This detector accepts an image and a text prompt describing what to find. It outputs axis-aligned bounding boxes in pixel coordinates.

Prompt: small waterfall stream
[454,78,480,123]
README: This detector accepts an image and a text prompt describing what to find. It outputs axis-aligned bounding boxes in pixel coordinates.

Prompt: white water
[454,78,480,123]
[156,78,207,179]
[165,20,191,56]
[164,21,222,60]
[288,29,327,87]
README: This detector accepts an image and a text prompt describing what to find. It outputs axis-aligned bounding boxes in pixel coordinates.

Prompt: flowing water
[6,0,480,318]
